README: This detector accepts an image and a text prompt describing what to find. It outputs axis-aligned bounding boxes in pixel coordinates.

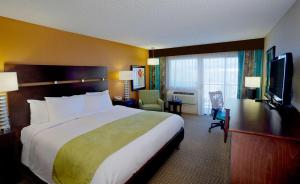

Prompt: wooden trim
[229,129,300,142]
[19,78,106,87]
[150,38,264,57]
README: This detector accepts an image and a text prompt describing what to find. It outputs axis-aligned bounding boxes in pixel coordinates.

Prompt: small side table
[168,99,182,115]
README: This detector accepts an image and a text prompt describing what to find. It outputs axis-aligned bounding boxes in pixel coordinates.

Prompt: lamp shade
[119,71,133,80]
[147,58,159,65]
[0,72,19,92]
[245,76,261,88]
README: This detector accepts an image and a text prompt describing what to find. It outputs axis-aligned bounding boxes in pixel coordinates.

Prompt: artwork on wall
[131,65,146,91]
[266,46,276,95]
[267,46,276,61]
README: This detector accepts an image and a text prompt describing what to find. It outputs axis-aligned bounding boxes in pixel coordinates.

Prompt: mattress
[21,105,184,184]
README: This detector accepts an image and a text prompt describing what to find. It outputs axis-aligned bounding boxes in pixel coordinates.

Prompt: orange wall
[0,16,148,98]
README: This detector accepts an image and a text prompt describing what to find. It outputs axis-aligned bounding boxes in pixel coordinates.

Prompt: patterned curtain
[159,57,167,100]
[237,51,245,99]
[237,50,263,99]
[149,62,160,90]
[149,57,167,99]
[254,50,263,98]
[149,65,154,89]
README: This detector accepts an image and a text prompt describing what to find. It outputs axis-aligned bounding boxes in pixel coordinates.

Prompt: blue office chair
[208,91,225,132]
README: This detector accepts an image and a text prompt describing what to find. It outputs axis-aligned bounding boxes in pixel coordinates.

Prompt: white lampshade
[0,72,19,92]
[147,58,159,65]
[119,71,133,80]
[245,76,261,88]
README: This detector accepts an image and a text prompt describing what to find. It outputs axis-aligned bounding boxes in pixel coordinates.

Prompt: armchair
[138,90,164,112]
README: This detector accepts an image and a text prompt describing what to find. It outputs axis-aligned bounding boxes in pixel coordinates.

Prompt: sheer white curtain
[166,52,238,115]
[199,52,238,114]
[166,56,198,91]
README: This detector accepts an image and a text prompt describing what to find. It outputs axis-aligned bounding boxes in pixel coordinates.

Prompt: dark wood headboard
[4,64,108,132]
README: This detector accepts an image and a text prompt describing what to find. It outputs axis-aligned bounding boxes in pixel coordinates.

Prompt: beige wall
[0,16,148,99]
[265,1,300,110]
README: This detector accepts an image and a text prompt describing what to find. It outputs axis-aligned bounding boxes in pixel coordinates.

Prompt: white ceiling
[0,0,296,49]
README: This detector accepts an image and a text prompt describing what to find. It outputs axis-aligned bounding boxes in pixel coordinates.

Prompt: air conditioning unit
[167,90,198,114]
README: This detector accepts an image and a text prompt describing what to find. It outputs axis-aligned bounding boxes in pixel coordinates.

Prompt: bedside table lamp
[119,71,132,101]
[0,72,18,132]
[245,76,261,99]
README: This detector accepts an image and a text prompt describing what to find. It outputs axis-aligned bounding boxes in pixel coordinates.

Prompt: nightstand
[0,130,19,184]
[168,99,182,115]
[112,99,138,108]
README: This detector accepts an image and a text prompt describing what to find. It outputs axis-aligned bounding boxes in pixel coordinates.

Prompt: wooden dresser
[227,100,300,184]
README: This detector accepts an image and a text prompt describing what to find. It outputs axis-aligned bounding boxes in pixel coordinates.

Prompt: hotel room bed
[21,105,184,184]
[5,64,184,184]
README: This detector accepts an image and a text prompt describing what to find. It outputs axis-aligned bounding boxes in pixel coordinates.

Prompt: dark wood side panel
[224,109,230,143]
[150,38,264,57]
[5,64,107,83]
[4,64,108,131]
[231,132,300,184]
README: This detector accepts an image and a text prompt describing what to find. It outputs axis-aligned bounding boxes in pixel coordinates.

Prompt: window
[202,54,238,114]
[166,52,238,114]
[167,57,198,91]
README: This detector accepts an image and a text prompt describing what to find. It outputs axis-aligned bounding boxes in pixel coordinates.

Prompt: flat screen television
[267,53,293,106]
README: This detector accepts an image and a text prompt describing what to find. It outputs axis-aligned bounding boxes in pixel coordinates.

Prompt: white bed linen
[21,106,184,184]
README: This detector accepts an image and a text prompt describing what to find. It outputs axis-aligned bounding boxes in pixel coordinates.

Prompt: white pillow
[45,95,85,122]
[27,100,49,124]
[84,90,113,113]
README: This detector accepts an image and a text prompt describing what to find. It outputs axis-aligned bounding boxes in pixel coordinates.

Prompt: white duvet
[21,106,184,184]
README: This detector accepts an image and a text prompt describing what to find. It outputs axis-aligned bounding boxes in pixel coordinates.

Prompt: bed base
[126,127,184,184]
[20,127,184,184]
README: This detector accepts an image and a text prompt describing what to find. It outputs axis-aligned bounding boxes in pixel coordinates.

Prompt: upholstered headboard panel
[4,64,108,131]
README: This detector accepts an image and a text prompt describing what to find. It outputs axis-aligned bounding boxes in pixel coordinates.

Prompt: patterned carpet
[148,114,230,184]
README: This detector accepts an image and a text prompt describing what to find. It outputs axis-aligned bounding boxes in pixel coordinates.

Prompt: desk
[227,100,300,184]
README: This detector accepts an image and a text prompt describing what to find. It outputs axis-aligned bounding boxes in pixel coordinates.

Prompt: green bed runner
[52,111,172,184]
